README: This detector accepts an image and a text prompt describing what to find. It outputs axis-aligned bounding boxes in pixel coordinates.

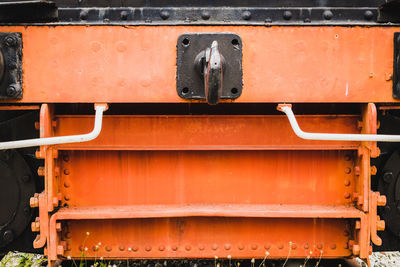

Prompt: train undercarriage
[1,1,400,266]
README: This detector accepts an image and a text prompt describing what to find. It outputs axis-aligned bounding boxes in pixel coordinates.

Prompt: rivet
[145,246,152,251]
[278,244,284,250]
[105,245,112,252]
[283,11,292,20]
[93,245,99,251]
[65,232,71,239]
[63,155,70,162]
[64,181,71,188]
[80,10,88,20]
[354,166,361,176]
[330,243,336,250]
[120,11,129,20]
[317,243,323,249]
[132,246,138,252]
[291,243,297,250]
[344,154,352,161]
[159,245,165,251]
[22,175,31,183]
[119,245,125,251]
[64,169,70,175]
[37,166,45,176]
[364,10,374,20]
[79,245,84,251]
[264,243,271,250]
[64,194,70,201]
[371,166,377,175]
[352,244,360,255]
[160,10,170,20]
[344,167,352,174]
[224,244,231,250]
[323,10,333,20]
[344,179,351,186]
[304,243,309,249]
[171,245,178,251]
[212,244,218,250]
[251,244,258,250]
[238,244,244,250]
[383,172,393,184]
[201,11,210,20]
[185,245,191,251]
[198,244,205,251]
[242,11,251,20]
[344,192,351,199]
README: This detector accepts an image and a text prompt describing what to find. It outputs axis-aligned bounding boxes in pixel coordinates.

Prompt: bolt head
[323,10,333,20]
[242,11,251,20]
[160,10,170,20]
[364,10,374,20]
[383,172,394,184]
[201,11,210,20]
[4,36,17,47]
[21,175,30,183]
[120,11,128,20]
[283,11,292,20]
[6,85,20,97]
[3,230,14,242]
[80,10,88,20]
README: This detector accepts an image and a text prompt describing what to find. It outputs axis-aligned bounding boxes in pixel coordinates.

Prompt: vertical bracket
[393,33,400,99]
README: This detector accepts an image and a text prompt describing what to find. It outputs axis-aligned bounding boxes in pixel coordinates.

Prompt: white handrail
[0,103,108,150]
[277,104,400,142]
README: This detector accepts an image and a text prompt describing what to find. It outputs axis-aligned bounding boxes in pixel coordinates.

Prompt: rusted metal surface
[53,115,361,150]
[58,150,356,207]
[25,103,386,266]
[49,217,354,260]
[0,26,397,103]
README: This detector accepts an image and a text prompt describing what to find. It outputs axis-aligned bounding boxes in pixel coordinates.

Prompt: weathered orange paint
[62,218,352,259]
[0,26,397,103]
[15,21,387,265]
[59,150,355,207]
[28,102,384,264]
[53,115,361,150]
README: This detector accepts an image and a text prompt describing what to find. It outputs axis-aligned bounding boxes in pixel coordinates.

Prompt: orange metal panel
[53,115,361,150]
[61,218,352,259]
[0,26,396,103]
[59,150,355,207]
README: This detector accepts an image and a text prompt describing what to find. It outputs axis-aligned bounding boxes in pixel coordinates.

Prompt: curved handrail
[277,104,400,142]
[0,103,108,150]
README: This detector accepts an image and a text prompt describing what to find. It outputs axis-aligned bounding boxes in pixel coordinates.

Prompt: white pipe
[278,104,400,142]
[0,104,107,150]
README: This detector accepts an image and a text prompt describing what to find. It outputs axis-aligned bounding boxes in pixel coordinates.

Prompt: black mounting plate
[0,33,22,100]
[394,33,400,99]
[176,33,243,101]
